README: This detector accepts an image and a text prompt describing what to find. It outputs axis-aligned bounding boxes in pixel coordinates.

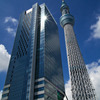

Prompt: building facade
[60,0,96,100]
[2,3,65,100]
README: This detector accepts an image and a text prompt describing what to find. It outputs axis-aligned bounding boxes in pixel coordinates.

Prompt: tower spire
[60,0,70,15]
[60,0,74,27]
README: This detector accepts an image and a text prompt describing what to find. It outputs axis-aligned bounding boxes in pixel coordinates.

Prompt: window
[34,87,44,92]
[34,94,44,99]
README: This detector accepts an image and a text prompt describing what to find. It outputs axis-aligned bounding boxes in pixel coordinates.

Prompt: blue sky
[0,0,100,99]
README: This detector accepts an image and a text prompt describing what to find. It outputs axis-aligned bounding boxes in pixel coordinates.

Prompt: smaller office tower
[2,3,65,100]
[60,0,96,100]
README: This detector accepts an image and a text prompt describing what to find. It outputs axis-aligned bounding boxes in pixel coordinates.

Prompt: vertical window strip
[22,23,29,39]
[19,40,24,56]
[18,46,21,57]
[20,35,27,54]
[21,30,28,48]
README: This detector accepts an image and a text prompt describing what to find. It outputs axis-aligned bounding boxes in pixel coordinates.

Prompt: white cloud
[87,59,100,100]
[5,27,16,36]
[0,90,3,100]
[4,16,18,37]
[64,80,72,100]
[64,59,100,100]
[87,16,100,41]
[0,44,11,72]
[4,17,18,25]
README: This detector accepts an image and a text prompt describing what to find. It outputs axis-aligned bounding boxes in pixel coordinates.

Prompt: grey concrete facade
[60,0,96,100]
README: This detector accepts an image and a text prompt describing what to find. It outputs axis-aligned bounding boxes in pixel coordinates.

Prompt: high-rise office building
[2,3,65,100]
[60,0,96,100]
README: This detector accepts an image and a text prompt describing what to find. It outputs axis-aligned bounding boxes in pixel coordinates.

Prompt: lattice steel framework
[60,0,96,100]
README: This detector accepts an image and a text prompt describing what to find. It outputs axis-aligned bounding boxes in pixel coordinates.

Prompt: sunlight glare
[42,15,47,22]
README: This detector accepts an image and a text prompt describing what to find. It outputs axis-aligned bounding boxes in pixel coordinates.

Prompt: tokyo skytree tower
[60,0,96,100]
